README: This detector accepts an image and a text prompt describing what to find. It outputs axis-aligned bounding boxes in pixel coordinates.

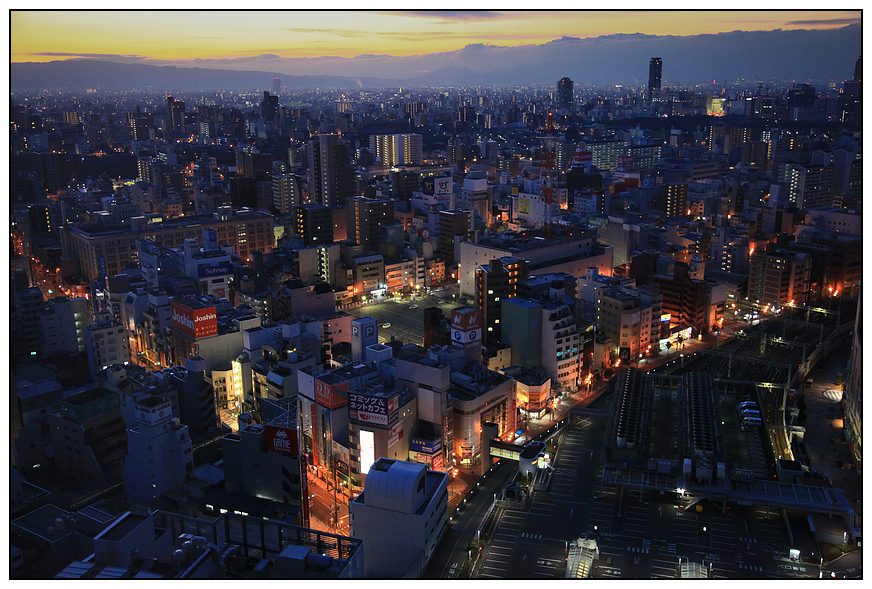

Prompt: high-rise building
[261,91,279,126]
[777,163,834,209]
[272,173,301,214]
[346,196,394,253]
[308,134,355,208]
[293,203,334,246]
[747,246,812,306]
[272,77,282,94]
[655,183,688,219]
[475,256,528,347]
[368,134,423,167]
[853,56,862,82]
[557,77,574,109]
[648,57,663,103]
[166,95,185,133]
[437,209,469,267]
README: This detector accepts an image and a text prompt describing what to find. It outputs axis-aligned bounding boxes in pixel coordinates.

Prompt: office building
[557,77,574,109]
[747,246,812,306]
[308,134,355,209]
[349,458,449,578]
[124,395,193,506]
[648,57,663,102]
[597,285,663,362]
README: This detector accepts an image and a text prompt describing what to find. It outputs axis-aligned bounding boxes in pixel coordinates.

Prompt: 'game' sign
[265,424,298,456]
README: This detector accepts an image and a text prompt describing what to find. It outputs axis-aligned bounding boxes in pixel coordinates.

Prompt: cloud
[24,51,148,60]
[391,10,507,21]
[784,18,860,26]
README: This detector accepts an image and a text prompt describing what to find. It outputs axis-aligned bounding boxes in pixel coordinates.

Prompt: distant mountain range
[12,24,861,92]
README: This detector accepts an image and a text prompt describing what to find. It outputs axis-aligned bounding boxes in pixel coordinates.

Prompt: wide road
[423,459,516,579]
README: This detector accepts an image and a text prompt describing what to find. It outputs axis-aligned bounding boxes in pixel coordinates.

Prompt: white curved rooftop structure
[360,459,426,513]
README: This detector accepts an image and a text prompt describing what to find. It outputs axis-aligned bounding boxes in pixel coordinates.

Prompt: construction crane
[755,74,763,95]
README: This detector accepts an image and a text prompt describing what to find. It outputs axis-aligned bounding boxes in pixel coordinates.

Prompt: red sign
[265,424,298,456]
[451,308,482,330]
[171,300,218,340]
[300,453,310,528]
[314,378,349,409]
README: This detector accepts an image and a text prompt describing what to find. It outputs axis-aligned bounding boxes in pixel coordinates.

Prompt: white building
[349,458,449,578]
[124,395,193,505]
[38,296,92,355]
[85,318,130,377]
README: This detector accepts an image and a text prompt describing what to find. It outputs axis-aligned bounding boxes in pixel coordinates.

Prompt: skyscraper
[261,91,279,125]
[272,76,282,94]
[166,95,185,133]
[648,57,662,103]
[558,77,574,109]
[307,134,355,208]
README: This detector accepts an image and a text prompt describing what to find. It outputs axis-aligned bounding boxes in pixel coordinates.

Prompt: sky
[11,9,862,64]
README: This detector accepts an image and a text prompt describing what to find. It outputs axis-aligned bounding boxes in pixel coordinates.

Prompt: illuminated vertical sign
[300,453,310,528]
[360,429,375,474]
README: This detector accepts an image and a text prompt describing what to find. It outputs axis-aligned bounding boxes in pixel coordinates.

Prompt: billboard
[171,300,218,340]
[410,436,442,454]
[198,264,233,278]
[265,424,298,456]
[434,177,452,195]
[300,453,310,528]
[388,422,403,448]
[451,308,482,330]
[314,378,349,409]
[348,392,398,426]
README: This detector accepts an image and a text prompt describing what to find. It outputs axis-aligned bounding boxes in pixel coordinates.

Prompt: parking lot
[346,292,462,347]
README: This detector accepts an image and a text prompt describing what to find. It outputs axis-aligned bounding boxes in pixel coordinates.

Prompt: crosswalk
[738,536,758,543]
[520,532,543,539]
[737,563,764,572]
[626,546,650,553]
